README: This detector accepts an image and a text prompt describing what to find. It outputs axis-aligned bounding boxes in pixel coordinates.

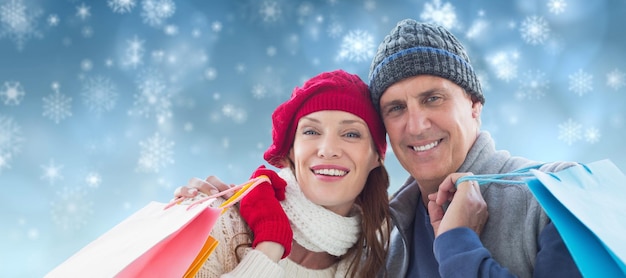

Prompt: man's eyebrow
[381,99,404,108]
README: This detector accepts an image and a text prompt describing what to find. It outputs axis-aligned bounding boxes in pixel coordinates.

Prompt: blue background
[1,0,624,276]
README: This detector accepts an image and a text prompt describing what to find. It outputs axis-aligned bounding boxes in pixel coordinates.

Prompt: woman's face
[289,110,381,216]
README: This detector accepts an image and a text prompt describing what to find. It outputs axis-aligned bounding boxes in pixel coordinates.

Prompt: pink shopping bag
[46,176,268,278]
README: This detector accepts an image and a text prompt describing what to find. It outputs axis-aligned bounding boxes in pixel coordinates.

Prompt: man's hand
[427,173,488,237]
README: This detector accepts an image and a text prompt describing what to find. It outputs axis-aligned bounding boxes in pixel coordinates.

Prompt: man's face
[379,75,482,191]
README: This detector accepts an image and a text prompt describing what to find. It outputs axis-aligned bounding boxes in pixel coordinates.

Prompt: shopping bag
[457,159,626,278]
[46,175,269,278]
[528,160,626,277]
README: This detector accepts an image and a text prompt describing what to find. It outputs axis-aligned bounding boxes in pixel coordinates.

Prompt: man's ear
[471,101,483,119]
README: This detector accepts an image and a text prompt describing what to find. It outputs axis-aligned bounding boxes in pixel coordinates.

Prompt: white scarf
[278,168,361,257]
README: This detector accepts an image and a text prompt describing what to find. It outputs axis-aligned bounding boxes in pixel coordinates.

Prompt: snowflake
[327,21,343,38]
[516,70,549,100]
[108,0,136,14]
[557,118,582,146]
[420,0,458,30]
[0,115,22,155]
[520,16,550,45]
[75,3,91,21]
[204,67,217,80]
[547,0,567,15]
[259,1,282,23]
[85,172,102,188]
[568,69,593,97]
[0,0,43,51]
[42,85,72,124]
[151,49,165,63]
[222,137,230,149]
[129,68,172,124]
[336,29,375,63]
[0,115,22,172]
[476,70,490,92]
[47,14,59,26]
[584,127,600,144]
[122,35,145,69]
[363,0,376,11]
[41,159,64,185]
[487,51,519,82]
[80,58,92,71]
[266,46,277,57]
[544,36,564,55]
[0,152,11,172]
[252,84,267,99]
[141,0,176,27]
[221,104,248,124]
[465,18,488,40]
[81,75,118,116]
[136,133,174,173]
[1,81,25,105]
[297,2,313,17]
[81,25,93,38]
[607,68,625,91]
[163,24,177,35]
[105,58,114,67]
[235,63,247,74]
[50,187,93,231]
[211,21,222,32]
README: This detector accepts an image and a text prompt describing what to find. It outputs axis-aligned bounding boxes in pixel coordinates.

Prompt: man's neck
[418,180,441,207]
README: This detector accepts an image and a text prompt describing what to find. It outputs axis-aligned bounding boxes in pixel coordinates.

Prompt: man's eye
[386,105,404,114]
[426,96,441,103]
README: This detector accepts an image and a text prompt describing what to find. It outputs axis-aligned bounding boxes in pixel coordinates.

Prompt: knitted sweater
[192,172,354,277]
[382,131,582,278]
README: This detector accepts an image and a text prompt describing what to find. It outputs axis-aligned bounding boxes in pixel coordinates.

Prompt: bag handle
[455,164,546,188]
[165,175,270,210]
[454,163,591,188]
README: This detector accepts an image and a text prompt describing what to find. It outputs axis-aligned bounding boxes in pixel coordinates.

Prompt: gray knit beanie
[368,19,484,112]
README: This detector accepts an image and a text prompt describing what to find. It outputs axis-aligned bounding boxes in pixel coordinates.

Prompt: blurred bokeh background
[1,0,624,276]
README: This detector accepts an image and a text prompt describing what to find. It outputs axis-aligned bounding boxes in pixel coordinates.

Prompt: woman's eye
[303,129,318,135]
[345,132,361,138]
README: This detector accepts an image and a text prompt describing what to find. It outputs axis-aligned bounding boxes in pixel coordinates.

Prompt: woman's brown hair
[343,164,391,278]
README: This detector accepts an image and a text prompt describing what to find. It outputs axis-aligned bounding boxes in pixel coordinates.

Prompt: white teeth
[313,169,347,176]
[412,140,438,152]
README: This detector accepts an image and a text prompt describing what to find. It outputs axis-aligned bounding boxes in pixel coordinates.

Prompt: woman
[177,70,390,277]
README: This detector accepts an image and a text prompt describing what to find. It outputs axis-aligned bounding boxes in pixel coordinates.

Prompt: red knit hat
[264,69,387,168]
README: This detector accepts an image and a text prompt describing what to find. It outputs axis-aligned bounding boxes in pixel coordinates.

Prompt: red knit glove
[239,165,292,258]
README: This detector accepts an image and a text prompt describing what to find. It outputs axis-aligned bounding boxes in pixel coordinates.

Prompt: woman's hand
[240,165,293,259]
[173,176,236,200]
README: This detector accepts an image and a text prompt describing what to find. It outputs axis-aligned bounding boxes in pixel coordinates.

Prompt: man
[368,19,582,277]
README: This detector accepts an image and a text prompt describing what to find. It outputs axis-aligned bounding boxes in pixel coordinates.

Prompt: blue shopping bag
[528,160,626,277]
[458,159,626,278]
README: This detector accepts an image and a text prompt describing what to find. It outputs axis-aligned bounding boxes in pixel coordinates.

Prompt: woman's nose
[317,135,341,158]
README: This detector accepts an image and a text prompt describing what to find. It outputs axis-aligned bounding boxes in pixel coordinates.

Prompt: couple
[175,19,582,278]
